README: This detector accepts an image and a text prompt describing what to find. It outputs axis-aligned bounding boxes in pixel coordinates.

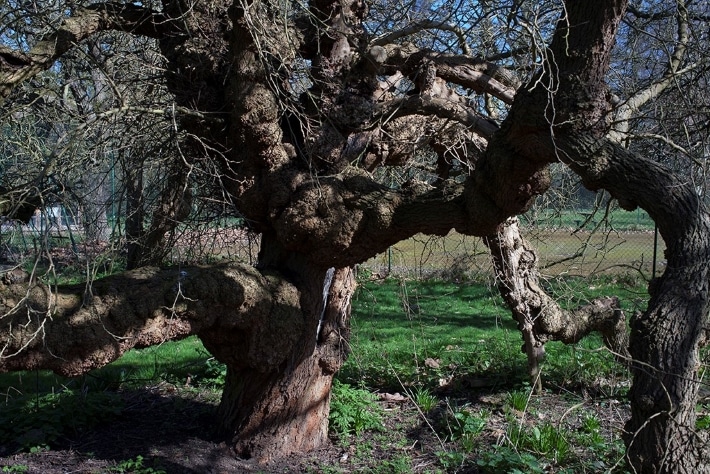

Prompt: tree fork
[511,0,710,469]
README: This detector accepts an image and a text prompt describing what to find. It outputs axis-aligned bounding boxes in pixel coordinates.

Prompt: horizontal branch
[373,95,499,138]
[371,19,472,55]
[0,263,303,376]
[270,169,471,267]
[366,43,519,102]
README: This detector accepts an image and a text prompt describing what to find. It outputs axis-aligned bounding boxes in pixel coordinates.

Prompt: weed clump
[329,380,384,437]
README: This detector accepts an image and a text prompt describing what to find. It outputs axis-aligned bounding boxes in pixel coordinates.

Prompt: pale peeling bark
[484,217,628,393]
[0,263,303,377]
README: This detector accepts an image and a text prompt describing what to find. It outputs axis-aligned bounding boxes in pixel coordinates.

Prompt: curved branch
[484,217,628,392]
[373,95,498,139]
[610,0,693,142]
[0,2,183,101]
[368,43,519,101]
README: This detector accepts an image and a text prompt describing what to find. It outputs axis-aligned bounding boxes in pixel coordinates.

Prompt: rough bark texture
[197,232,356,462]
[210,266,355,462]
[480,1,710,471]
[484,217,628,393]
[0,0,708,469]
[0,263,302,376]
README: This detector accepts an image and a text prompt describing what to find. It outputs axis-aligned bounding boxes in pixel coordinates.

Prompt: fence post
[652,224,658,278]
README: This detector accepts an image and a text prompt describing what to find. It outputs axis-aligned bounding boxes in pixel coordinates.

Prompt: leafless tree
[0,0,708,471]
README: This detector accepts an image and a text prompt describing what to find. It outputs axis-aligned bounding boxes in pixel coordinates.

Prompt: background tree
[0,0,708,471]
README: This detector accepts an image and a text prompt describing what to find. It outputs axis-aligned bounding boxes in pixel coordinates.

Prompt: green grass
[340,275,643,392]
[0,337,219,454]
[0,274,643,471]
[340,278,523,390]
[0,337,209,397]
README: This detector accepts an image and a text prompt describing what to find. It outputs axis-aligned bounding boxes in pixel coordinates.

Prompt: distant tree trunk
[201,235,355,462]
[126,165,192,269]
[123,156,145,270]
[81,174,110,243]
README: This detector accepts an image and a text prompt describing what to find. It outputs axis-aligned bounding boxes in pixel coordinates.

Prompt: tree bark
[484,217,628,393]
[0,249,355,462]
[3,0,709,469]
[199,233,355,462]
[472,1,710,469]
[218,269,353,462]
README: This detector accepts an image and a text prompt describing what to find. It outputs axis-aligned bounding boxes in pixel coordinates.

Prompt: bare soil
[0,380,629,473]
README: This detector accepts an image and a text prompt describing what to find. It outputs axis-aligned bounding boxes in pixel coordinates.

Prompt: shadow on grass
[0,384,246,474]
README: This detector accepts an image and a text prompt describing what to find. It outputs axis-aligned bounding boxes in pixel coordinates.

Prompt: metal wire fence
[0,208,663,282]
[363,208,664,280]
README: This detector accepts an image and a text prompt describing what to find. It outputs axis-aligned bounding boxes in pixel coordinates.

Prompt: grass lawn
[366,228,664,281]
[342,275,646,393]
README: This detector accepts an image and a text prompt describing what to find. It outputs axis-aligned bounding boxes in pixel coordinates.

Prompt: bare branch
[371,19,472,55]
[611,0,693,142]
[370,43,518,103]
[0,2,183,102]
[373,95,498,139]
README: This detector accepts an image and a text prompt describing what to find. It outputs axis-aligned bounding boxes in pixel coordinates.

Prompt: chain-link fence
[363,208,664,280]
[0,205,663,282]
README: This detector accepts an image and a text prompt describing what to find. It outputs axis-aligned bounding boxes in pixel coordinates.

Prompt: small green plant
[110,455,166,474]
[697,405,710,430]
[507,389,529,412]
[450,408,486,439]
[28,445,49,454]
[412,387,437,412]
[577,413,606,451]
[435,450,466,471]
[2,465,29,473]
[580,413,601,432]
[195,357,227,387]
[329,380,384,437]
[439,403,487,454]
[698,415,710,430]
[477,446,545,474]
[508,422,571,464]
[368,455,413,473]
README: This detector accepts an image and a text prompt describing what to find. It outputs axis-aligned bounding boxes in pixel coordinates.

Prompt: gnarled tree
[0,0,709,471]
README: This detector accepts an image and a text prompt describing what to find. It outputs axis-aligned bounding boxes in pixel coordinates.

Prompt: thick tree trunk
[471,0,710,469]
[557,139,710,474]
[200,234,356,462]
[0,255,356,463]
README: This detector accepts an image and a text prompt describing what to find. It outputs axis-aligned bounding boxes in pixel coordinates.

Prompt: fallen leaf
[379,392,407,402]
